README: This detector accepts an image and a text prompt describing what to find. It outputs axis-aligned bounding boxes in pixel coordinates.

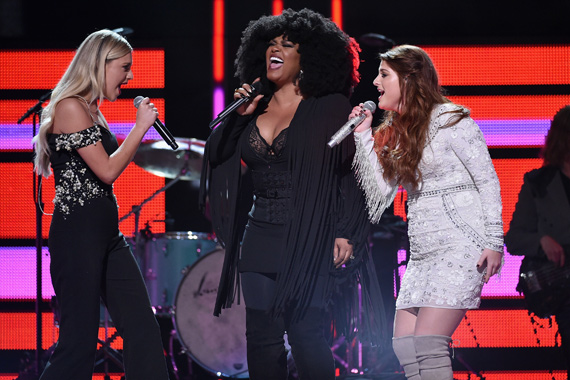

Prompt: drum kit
[123,138,248,379]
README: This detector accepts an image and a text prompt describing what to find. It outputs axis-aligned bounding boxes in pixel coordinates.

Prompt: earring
[298,69,304,81]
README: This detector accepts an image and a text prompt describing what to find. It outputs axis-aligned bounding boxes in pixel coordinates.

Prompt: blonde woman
[33,29,169,380]
[349,45,504,380]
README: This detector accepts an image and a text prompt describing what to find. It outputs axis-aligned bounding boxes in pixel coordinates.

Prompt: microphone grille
[133,96,144,109]
[363,100,377,114]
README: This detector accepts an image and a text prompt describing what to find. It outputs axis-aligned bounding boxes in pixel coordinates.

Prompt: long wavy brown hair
[373,45,467,189]
[542,105,570,167]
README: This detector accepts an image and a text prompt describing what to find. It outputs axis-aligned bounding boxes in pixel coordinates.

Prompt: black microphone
[133,96,178,150]
[327,101,376,148]
[209,80,263,129]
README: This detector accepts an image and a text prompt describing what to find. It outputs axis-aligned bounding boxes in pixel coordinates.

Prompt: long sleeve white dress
[353,103,504,309]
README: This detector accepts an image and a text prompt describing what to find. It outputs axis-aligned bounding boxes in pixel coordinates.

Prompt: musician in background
[505,105,570,378]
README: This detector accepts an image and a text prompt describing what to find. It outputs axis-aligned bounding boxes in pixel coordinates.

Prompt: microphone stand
[33,112,43,378]
[18,92,49,378]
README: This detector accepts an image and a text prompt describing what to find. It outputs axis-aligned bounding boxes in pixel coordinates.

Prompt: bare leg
[414,307,466,337]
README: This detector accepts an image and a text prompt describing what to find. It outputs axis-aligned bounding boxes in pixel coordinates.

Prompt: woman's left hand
[477,248,503,283]
[333,238,354,268]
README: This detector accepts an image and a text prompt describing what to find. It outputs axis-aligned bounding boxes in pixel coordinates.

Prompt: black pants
[40,204,169,380]
[241,272,334,380]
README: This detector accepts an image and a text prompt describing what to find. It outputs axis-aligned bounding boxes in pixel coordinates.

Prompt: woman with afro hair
[200,8,385,380]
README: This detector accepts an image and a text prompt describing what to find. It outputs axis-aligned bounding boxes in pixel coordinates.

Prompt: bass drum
[173,248,248,378]
[137,231,217,312]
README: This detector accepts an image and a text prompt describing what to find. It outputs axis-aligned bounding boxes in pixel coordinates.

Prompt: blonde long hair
[32,29,132,177]
[373,45,468,190]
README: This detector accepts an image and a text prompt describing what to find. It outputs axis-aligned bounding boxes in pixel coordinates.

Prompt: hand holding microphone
[327,100,376,148]
[134,96,178,150]
[209,79,264,129]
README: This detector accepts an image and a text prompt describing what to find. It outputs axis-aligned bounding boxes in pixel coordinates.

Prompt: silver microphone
[327,101,376,148]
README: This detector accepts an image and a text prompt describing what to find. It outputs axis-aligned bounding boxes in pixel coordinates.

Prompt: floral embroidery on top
[51,125,112,216]
[55,125,102,152]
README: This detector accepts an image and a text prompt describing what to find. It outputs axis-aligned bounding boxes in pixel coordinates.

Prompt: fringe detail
[352,137,398,224]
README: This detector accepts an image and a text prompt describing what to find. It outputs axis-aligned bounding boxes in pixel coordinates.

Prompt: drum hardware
[120,137,206,274]
[172,248,249,378]
[133,138,205,181]
[94,308,124,379]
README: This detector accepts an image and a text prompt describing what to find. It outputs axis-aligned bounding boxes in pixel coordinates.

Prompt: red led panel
[454,371,568,380]
[98,98,165,122]
[453,309,559,348]
[331,0,343,30]
[494,159,543,235]
[422,45,570,86]
[0,49,164,89]
[0,312,56,350]
[0,163,165,239]
[272,0,283,15]
[447,95,570,120]
[0,312,122,350]
[393,189,407,222]
[0,99,165,124]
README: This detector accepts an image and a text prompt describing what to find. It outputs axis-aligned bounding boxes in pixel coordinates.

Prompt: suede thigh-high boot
[415,335,453,380]
[392,335,420,379]
[287,308,335,380]
[245,307,288,380]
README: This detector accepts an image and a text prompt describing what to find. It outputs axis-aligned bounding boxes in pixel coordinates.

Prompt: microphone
[111,27,134,37]
[133,96,178,150]
[209,80,263,129]
[327,100,376,148]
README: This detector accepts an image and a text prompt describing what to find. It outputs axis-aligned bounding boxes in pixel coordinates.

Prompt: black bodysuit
[239,122,291,274]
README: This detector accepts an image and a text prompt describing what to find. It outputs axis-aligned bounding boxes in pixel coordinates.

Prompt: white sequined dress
[353,103,504,309]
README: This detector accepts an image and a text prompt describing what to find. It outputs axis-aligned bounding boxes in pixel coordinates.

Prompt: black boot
[287,308,335,380]
[245,307,288,380]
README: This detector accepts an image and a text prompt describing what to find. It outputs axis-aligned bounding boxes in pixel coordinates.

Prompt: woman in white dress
[348,45,504,380]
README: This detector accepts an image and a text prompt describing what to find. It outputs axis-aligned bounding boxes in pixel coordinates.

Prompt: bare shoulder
[53,97,93,134]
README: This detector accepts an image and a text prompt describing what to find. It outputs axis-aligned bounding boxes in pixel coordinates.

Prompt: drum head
[173,248,248,378]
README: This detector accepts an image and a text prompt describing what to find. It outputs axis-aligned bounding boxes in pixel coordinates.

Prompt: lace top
[242,121,292,224]
[48,125,116,217]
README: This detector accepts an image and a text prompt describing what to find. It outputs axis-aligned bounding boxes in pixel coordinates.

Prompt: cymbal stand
[119,165,189,252]
[94,306,124,380]
[115,166,189,378]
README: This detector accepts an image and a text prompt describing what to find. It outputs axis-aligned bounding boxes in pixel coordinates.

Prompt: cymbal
[133,138,205,181]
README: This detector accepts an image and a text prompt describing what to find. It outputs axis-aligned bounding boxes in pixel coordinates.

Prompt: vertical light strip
[331,0,343,29]
[213,86,225,123]
[212,0,225,120]
[213,0,225,82]
[272,0,283,15]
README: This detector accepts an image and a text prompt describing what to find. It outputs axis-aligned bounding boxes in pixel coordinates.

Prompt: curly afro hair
[234,8,360,99]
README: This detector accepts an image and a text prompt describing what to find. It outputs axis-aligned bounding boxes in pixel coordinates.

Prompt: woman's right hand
[234,80,264,116]
[135,96,158,132]
[349,104,374,133]
[540,235,566,267]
